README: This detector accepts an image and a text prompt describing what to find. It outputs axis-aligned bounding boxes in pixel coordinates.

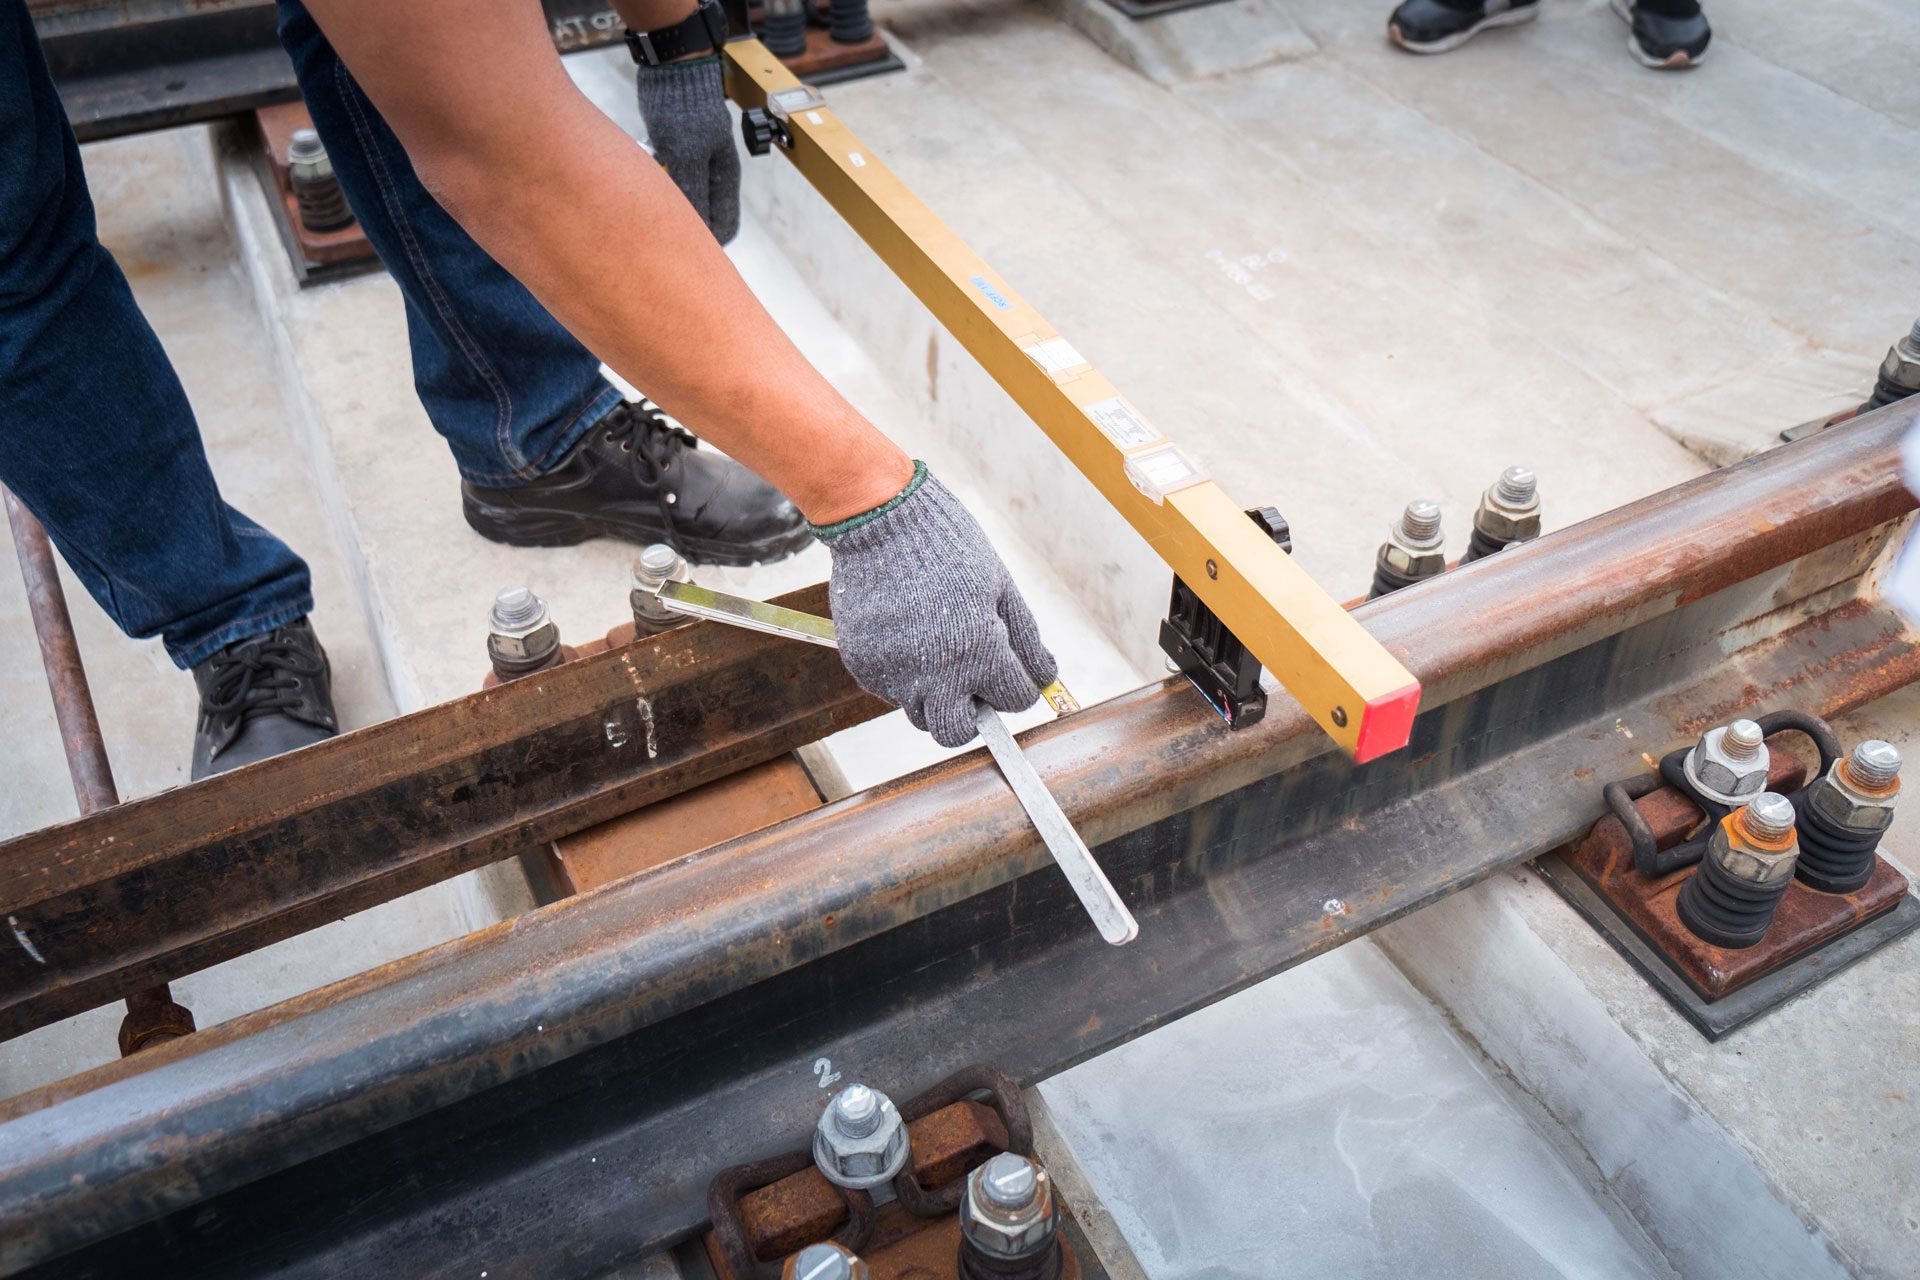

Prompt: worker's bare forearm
[299,0,910,524]
[610,0,697,34]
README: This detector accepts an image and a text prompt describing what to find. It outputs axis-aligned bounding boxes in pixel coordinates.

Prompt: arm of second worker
[299,0,913,528]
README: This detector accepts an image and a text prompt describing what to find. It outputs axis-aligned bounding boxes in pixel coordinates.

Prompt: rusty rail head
[0,405,1915,1275]
[3,489,117,816]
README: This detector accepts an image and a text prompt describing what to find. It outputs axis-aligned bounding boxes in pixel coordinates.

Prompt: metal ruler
[719,44,1421,764]
[656,579,1138,945]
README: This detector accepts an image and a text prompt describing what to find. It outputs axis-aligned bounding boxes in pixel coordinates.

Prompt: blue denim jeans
[274,0,622,486]
[0,2,312,668]
[0,1,622,668]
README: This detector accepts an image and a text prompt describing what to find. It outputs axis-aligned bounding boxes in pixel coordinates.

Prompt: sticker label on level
[1021,337,1089,377]
[1123,443,1209,503]
[849,152,867,168]
[806,111,824,125]
[969,275,1012,311]
[1083,397,1161,449]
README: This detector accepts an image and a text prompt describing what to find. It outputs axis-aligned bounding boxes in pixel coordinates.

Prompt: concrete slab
[1037,939,1674,1279]
[1374,688,1920,1278]
[1038,0,1316,87]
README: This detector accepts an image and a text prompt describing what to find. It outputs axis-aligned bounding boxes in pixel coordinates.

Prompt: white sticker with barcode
[1021,337,1089,377]
[1084,397,1162,450]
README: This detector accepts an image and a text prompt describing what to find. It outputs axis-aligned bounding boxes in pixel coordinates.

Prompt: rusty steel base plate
[1538,748,1920,1038]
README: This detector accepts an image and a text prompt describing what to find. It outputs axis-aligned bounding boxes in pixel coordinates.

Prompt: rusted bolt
[287,128,354,233]
[1370,500,1446,598]
[630,543,689,634]
[1677,792,1800,949]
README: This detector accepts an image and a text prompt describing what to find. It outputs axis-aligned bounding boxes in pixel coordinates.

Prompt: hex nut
[1709,813,1799,887]
[1382,541,1447,578]
[960,1157,1059,1260]
[1881,339,1920,394]
[1684,725,1770,804]
[1474,482,1541,546]
[783,1242,869,1280]
[487,619,558,662]
[812,1087,910,1190]
[1809,759,1899,834]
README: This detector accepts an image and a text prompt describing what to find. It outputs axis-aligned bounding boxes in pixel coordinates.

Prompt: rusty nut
[961,1154,1060,1260]
[1880,338,1920,395]
[783,1242,869,1280]
[812,1084,910,1190]
[1809,760,1899,834]
[1708,810,1799,887]
[1684,723,1770,804]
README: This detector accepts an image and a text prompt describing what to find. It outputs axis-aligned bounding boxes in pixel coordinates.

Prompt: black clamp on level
[1159,506,1290,730]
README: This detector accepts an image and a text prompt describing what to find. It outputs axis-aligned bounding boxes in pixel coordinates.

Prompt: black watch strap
[625,0,729,66]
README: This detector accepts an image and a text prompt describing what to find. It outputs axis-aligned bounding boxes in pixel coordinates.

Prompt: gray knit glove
[818,463,1059,748]
[635,56,740,244]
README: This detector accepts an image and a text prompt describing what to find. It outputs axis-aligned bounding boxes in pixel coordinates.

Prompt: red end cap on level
[1352,680,1422,764]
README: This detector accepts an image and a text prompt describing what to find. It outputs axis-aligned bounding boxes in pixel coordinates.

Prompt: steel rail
[0,582,887,1041]
[1,406,1915,1278]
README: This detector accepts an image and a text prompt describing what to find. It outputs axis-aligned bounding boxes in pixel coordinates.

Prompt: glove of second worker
[635,55,740,243]
[817,463,1059,748]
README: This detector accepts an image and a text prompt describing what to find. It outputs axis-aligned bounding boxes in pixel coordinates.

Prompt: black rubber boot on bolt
[190,617,338,780]
[1611,0,1710,69]
[1388,0,1538,54]
[460,400,812,566]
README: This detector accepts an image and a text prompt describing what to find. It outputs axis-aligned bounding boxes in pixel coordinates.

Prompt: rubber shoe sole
[462,496,815,567]
[1610,0,1706,68]
[1389,2,1537,54]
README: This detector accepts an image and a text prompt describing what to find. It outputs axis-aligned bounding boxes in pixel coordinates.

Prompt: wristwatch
[625,0,730,67]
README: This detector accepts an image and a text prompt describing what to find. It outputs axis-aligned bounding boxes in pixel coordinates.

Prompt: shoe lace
[601,399,699,539]
[203,633,324,726]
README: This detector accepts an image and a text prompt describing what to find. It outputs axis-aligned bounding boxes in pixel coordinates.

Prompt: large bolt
[1370,500,1447,598]
[1799,740,1901,894]
[1844,739,1902,791]
[959,1153,1063,1278]
[486,585,562,681]
[1677,792,1800,948]
[1739,791,1796,844]
[1464,464,1543,561]
[1398,500,1442,544]
[783,1242,870,1280]
[1682,719,1771,806]
[630,543,689,636]
[762,0,808,57]
[287,128,354,233]
[812,1084,910,1190]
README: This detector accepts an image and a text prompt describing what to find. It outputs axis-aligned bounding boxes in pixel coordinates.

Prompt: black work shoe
[191,617,338,780]
[1388,0,1537,53]
[460,400,812,566]
[1611,0,1709,68]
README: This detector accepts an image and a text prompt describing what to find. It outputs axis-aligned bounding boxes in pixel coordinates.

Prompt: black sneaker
[460,400,812,566]
[1611,0,1709,68]
[1388,0,1538,53]
[191,617,338,780]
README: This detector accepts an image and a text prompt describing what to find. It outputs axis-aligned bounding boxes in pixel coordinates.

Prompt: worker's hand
[635,56,740,244]
[819,464,1058,748]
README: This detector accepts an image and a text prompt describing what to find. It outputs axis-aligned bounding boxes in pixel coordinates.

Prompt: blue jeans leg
[0,3,312,669]
[274,0,624,487]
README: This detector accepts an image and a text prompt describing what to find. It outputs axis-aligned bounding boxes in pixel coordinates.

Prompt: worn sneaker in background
[190,617,338,780]
[1388,0,1539,54]
[1611,0,1710,69]
[460,399,812,567]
